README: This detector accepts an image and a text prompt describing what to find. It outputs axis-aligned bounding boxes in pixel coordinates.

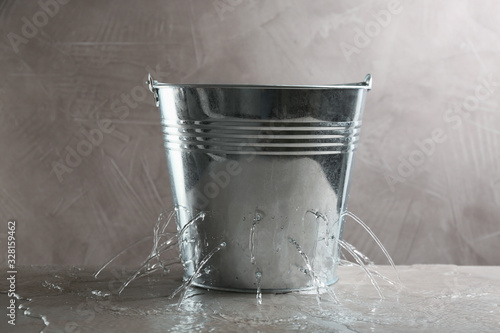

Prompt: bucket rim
[147,74,372,91]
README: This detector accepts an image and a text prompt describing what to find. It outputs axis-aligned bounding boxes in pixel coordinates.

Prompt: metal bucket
[147,74,372,292]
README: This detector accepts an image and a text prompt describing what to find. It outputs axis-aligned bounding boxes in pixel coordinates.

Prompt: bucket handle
[146,73,372,106]
[146,73,160,107]
[363,74,372,90]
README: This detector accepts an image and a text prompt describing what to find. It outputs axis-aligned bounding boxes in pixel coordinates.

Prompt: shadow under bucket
[147,74,372,292]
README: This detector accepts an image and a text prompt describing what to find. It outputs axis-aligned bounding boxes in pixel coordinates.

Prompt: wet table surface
[1,265,499,332]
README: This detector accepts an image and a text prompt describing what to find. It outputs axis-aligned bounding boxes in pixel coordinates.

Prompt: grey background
[0,0,499,266]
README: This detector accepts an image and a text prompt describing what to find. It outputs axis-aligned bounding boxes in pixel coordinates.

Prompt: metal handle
[146,73,160,107]
[363,74,372,90]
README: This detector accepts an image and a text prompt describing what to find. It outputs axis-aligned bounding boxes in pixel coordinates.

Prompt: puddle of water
[12,261,500,332]
[16,265,500,332]
[11,204,500,332]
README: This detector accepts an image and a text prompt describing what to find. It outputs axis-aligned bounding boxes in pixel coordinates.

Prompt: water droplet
[91,290,110,298]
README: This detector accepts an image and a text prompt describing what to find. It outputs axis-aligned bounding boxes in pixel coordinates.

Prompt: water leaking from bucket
[255,271,263,305]
[95,206,400,309]
[95,207,207,295]
[249,209,262,266]
[339,239,384,299]
[288,237,339,305]
[171,241,227,309]
[342,211,400,284]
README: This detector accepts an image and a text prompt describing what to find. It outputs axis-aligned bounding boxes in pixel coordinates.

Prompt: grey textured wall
[1,0,499,266]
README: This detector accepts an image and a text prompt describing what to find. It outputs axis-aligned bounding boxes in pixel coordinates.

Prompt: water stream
[255,271,263,305]
[288,237,339,305]
[92,207,399,307]
[170,241,227,309]
[342,211,400,283]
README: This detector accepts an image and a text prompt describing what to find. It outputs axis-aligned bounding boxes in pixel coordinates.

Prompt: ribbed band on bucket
[162,119,361,155]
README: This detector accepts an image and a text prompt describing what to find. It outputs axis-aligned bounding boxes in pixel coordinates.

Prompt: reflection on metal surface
[150,75,371,291]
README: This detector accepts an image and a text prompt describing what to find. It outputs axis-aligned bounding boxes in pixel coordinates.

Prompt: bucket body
[148,75,371,292]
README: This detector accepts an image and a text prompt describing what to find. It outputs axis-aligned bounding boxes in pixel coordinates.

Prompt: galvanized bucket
[147,74,372,292]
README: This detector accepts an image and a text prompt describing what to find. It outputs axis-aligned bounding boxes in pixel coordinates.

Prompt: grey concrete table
[1,265,499,332]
